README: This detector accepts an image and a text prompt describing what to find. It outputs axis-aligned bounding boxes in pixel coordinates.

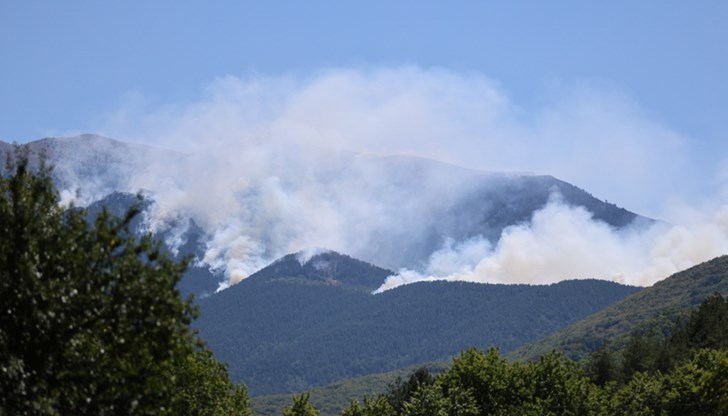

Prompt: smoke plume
[59,65,727,290]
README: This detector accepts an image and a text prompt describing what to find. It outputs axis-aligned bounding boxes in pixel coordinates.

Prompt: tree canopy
[0,152,250,415]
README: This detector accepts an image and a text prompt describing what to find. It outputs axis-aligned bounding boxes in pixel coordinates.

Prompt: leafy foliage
[0,153,250,415]
[384,367,435,414]
[283,393,320,416]
[336,345,728,416]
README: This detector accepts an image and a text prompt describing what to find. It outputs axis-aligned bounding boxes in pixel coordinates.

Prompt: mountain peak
[251,249,393,293]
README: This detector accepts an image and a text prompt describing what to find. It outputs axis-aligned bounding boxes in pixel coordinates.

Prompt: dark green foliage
[169,347,252,416]
[620,335,660,382]
[341,396,396,416]
[585,342,617,386]
[198,265,638,395]
[609,348,728,415]
[283,393,319,416]
[337,347,728,416]
[438,348,522,415]
[340,348,607,416]
[0,153,250,415]
[384,367,435,414]
[581,293,728,391]
[674,292,728,351]
[401,382,478,416]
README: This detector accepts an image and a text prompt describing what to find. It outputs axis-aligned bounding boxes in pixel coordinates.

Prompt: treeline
[282,293,728,415]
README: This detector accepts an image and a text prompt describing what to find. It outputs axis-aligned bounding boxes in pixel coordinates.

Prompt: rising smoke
[61,66,728,291]
[375,196,728,292]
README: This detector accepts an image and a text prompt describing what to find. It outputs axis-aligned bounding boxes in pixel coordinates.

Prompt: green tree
[526,352,605,415]
[620,335,658,382]
[342,396,396,416]
[609,371,664,416]
[439,348,526,415]
[401,383,449,416]
[0,152,250,415]
[661,348,728,416]
[170,347,252,416]
[585,342,617,386]
[283,393,319,416]
[680,293,728,351]
[385,367,435,414]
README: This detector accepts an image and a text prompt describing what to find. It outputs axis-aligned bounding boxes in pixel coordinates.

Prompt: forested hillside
[251,255,728,415]
[260,291,728,416]
[195,252,639,395]
[510,255,728,362]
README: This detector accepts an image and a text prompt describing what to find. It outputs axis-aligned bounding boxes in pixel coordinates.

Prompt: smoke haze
[47,66,726,290]
[376,196,728,292]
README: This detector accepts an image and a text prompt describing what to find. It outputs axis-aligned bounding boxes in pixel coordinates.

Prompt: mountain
[195,250,640,396]
[1,135,652,298]
[509,255,728,362]
[0,134,184,203]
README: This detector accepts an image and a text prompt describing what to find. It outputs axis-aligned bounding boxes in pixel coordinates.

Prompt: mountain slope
[2,136,652,296]
[1,135,184,203]
[195,251,640,396]
[254,255,728,416]
[509,255,728,362]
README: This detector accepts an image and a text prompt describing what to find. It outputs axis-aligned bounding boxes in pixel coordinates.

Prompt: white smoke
[66,65,725,290]
[375,195,728,292]
[296,248,332,266]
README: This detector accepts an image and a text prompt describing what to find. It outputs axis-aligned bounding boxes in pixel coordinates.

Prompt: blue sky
[1,1,727,215]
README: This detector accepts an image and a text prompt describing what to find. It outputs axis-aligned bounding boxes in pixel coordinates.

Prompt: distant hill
[509,255,728,362]
[195,250,640,396]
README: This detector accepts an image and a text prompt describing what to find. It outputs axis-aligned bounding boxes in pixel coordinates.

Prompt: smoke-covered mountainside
[509,255,728,362]
[0,135,654,295]
[1,135,184,204]
[83,192,221,296]
[195,250,640,396]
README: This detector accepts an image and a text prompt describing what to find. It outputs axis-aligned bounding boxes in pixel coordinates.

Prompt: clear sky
[1,1,727,215]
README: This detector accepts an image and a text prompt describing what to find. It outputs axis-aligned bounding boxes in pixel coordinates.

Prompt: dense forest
[197,255,638,395]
